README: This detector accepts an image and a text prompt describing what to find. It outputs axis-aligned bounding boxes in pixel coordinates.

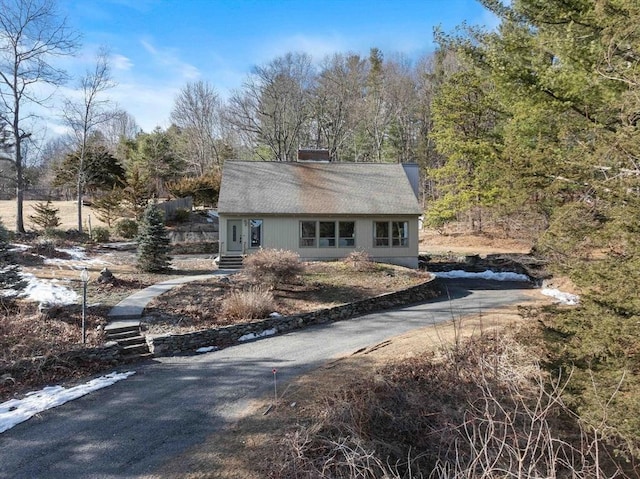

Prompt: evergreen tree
[0,219,26,298]
[136,202,172,273]
[28,200,61,230]
[434,0,640,456]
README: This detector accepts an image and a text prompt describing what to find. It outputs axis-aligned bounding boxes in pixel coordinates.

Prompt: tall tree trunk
[13,115,25,234]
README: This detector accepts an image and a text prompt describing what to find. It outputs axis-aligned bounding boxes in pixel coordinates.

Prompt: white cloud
[111,53,133,71]
[140,38,200,81]
[109,80,178,132]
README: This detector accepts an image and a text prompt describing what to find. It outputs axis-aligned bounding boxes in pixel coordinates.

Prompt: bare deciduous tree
[100,109,140,151]
[228,52,314,161]
[170,80,223,174]
[62,48,115,233]
[0,0,79,233]
[312,53,366,161]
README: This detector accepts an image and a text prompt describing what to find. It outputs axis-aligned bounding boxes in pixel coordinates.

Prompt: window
[338,221,355,247]
[374,221,409,247]
[319,221,336,247]
[392,221,408,246]
[374,221,390,247]
[250,219,263,248]
[300,221,316,247]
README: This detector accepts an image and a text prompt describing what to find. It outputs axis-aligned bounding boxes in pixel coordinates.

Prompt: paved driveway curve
[0,278,535,479]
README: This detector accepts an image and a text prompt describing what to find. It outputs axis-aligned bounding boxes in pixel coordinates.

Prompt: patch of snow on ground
[9,243,31,252]
[44,246,109,267]
[269,312,282,317]
[541,288,580,305]
[238,328,277,342]
[433,270,530,282]
[0,371,135,434]
[20,273,79,305]
[195,346,217,353]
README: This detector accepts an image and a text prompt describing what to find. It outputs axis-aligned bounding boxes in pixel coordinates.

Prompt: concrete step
[115,335,147,347]
[105,329,140,340]
[219,255,244,269]
[105,321,141,335]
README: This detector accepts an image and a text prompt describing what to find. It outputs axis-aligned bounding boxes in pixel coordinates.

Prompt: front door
[227,220,243,252]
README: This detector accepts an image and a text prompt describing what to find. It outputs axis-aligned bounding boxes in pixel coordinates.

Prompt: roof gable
[218,161,422,216]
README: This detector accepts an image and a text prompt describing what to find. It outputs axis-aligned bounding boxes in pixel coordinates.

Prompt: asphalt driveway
[0,278,535,479]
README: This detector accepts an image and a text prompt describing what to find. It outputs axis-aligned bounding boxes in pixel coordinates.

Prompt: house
[217,160,422,268]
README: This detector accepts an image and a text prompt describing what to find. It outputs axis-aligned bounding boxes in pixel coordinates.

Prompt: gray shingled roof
[218,161,422,215]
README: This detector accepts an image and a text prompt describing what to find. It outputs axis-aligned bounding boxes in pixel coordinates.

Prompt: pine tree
[0,219,26,298]
[28,200,61,230]
[136,202,172,273]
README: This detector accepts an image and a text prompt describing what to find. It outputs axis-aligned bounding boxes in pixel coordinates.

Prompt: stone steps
[104,321,151,361]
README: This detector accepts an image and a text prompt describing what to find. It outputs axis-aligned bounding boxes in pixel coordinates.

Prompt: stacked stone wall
[147,278,442,357]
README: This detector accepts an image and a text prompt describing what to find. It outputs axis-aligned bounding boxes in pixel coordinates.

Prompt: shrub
[31,240,61,258]
[91,226,110,243]
[114,218,138,239]
[344,250,376,271]
[42,228,70,240]
[243,249,304,287]
[221,287,275,321]
[171,208,191,224]
[167,172,221,207]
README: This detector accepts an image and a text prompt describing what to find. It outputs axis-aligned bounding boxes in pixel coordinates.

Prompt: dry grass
[147,309,528,478]
[419,226,533,256]
[221,287,276,321]
[0,200,108,232]
[151,307,627,479]
[144,262,430,334]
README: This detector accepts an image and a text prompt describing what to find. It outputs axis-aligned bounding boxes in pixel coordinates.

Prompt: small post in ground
[272,368,278,410]
[80,267,90,344]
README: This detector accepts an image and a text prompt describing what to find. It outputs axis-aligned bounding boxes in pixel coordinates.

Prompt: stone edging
[146,277,442,357]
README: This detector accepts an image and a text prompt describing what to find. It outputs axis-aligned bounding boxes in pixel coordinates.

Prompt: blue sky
[55,0,496,133]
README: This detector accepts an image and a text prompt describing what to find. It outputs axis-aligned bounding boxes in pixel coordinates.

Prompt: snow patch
[541,288,580,305]
[44,246,109,266]
[195,346,217,353]
[19,273,79,305]
[0,371,135,434]
[9,243,31,252]
[433,270,530,282]
[269,312,282,318]
[238,328,277,342]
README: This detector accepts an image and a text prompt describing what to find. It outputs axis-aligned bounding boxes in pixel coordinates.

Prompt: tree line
[429,0,640,461]
[1,0,459,235]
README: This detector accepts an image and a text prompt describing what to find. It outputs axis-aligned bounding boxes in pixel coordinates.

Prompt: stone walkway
[105,271,231,332]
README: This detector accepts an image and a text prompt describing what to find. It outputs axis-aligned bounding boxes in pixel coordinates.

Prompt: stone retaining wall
[146,278,442,357]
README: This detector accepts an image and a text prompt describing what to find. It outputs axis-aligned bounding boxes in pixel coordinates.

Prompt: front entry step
[219,255,244,269]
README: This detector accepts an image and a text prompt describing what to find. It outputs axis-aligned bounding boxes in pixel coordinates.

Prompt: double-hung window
[300,220,357,248]
[319,221,336,247]
[392,221,408,246]
[300,221,316,247]
[374,221,390,247]
[338,221,355,247]
[374,221,409,247]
